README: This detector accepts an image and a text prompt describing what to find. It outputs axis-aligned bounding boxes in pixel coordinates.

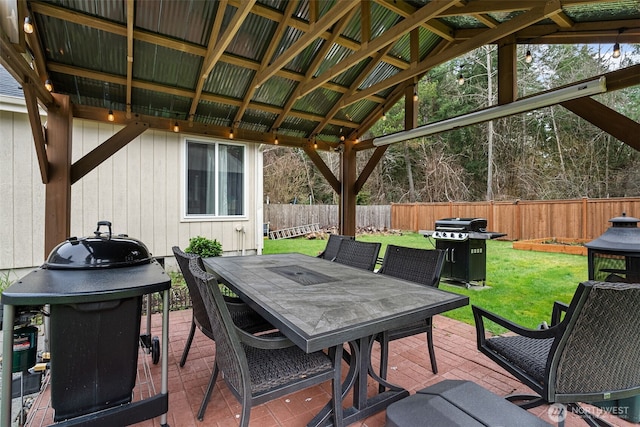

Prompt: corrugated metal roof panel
[203,62,254,99]
[37,15,126,76]
[194,101,238,126]
[131,87,191,119]
[226,12,276,61]
[253,75,296,107]
[135,0,218,46]
[390,27,442,62]
[133,40,200,89]
[46,0,125,23]
[358,62,401,91]
[284,38,324,74]
[564,0,640,21]
[340,2,402,43]
[315,43,354,76]
[241,108,279,133]
[338,98,377,123]
[292,88,341,116]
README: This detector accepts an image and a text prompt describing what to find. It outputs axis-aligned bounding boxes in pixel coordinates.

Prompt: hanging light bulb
[229,128,234,139]
[525,50,533,64]
[313,140,318,149]
[274,133,279,145]
[107,109,115,122]
[44,79,53,92]
[413,88,418,102]
[382,110,387,121]
[457,73,465,85]
[23,16,34,34]
[612,42,621,58]
[172,121,179,132]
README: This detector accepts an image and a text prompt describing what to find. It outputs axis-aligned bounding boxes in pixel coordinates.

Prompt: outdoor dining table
[203,252,469,427]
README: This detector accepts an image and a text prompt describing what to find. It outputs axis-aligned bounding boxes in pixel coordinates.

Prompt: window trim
[182,137,247,221]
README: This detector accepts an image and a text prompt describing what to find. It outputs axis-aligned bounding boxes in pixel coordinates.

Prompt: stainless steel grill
[423,218,505,287]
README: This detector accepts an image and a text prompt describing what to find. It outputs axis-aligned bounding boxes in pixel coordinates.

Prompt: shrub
[185,236,223,258]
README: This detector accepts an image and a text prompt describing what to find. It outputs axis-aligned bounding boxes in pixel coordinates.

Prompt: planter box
[512,237,589,256]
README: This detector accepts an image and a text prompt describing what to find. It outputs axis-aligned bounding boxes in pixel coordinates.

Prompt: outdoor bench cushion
[386,379,552,427]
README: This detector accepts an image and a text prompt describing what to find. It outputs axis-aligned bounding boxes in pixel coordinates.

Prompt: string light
[612,42,621,58]
[413,88,418,102]
[44,79,53,92]
[107,109,114,122]
[229,128,234,139]
[274,131,279,145]
[457,73,465,85]
[525,50,533,64]
[23,17,34,34]
[173,121,179,133]
[382,109,387,121]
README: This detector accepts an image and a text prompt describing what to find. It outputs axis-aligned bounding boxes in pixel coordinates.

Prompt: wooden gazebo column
[44,93,72,257]
[339,140,357,236]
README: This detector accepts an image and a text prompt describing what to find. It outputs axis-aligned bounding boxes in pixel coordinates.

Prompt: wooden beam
[497,36,517,105]
[22,82,49,184]
[561,97,640,151]
[297,0,459,98]
[303,146,341,194]
[339,141,358,236]
[70,121,150,184]
[126,0,134,116]
[255,0,359,87]
[375,0,455,41]
[342,1,561,108]
[44,94,72,257]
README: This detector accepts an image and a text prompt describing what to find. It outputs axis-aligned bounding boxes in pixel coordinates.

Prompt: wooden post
[339,140,357,236]
[44,94,72,257]
[497,36,517,105]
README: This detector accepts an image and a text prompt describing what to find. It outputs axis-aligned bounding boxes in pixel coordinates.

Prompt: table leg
[306,336,409,427]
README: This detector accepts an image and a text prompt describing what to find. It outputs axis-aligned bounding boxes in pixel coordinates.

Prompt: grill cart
[1,221,171,426]
[421,218,505,287]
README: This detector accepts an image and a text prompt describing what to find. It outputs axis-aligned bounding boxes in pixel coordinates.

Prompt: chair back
[547,281,640,403]
[333,239,381,271]
[379,245,445,288]
[189,257,249,400]
[318,234,354,260]
[172,246,213,335]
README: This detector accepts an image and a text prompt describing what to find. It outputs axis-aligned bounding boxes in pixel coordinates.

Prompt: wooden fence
[264,204,390,231]
[265,197,640,241]
[391,197,640,241]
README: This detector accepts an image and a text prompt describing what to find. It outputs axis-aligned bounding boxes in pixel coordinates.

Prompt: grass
[263,232,588,334]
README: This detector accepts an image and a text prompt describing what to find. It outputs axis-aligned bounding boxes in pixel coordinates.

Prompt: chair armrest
[472,305,558,341]
[235,327,295,349]
[551,301,569,326]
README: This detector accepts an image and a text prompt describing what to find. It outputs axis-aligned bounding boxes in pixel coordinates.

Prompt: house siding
[1,100,262,271]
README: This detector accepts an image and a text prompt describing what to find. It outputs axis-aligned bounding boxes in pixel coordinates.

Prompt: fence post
[582,197,588,239]
[515,199,521,241]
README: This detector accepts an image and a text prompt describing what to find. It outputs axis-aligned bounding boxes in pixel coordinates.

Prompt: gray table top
[204,253,468,353]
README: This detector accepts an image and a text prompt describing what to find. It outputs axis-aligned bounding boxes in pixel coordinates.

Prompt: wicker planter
[513,237,589,256]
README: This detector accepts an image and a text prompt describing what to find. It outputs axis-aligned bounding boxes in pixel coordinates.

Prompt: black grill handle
[95,220,113,239]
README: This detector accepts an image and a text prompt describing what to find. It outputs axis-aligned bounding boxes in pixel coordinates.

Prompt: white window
[185,139,245,217]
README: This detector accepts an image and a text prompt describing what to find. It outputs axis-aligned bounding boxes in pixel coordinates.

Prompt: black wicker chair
[473,281,640,426]
[172,246,273,368]
[188,258,342,426]
[333,239,381,271]
[376,245,445,387]
[317,234,354,260]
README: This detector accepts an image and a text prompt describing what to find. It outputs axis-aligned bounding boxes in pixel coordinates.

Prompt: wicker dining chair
[172,247,272,367]
[333,239,381,271]
[188,258,342,426]
[473,281,640,426]
[317,234,354,260]
[376,245,445,388]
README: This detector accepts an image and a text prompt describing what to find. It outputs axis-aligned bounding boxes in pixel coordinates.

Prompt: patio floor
[16,308,636,426]
[129,309,636,427]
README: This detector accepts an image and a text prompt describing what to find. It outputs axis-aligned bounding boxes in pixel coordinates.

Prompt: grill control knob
[458,233,463,239]
[443,232,448,238]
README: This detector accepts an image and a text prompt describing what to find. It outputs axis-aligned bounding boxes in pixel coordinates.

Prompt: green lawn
[263,232,588,334]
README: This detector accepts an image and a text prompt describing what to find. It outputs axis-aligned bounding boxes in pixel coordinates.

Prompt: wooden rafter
[233,0,299,126]
[189,0,255,119]
[296,0,460,99]
[254,0,359,88]
[274,7,359,132]
[341,1,563,109]
[22,82,49,184]
[375,0,455,41]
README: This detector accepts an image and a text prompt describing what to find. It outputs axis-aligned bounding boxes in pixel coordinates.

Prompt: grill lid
[435,218,488,232]
[44,221,152,269]
[585,213,640,253]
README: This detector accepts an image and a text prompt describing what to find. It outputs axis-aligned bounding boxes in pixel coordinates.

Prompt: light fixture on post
[44,79,53,92]
[525,49,533,64]
[372,77,607,147]
[107,109,115,122]
[23,16,34,34]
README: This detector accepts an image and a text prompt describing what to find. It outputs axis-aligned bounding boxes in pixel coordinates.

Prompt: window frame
[182,137,247,221]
